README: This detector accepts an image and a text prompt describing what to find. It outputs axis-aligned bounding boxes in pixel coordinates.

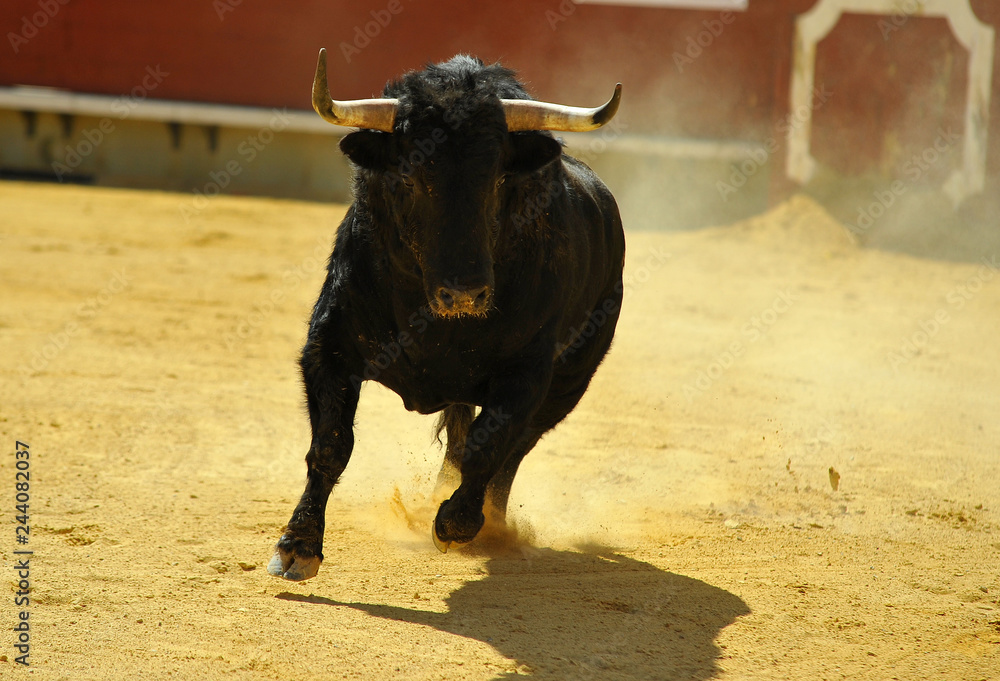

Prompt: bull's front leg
[432,356,552,551]
[268,339,360,581]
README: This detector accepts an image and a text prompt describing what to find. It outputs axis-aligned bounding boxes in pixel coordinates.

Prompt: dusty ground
[1,180,998,680]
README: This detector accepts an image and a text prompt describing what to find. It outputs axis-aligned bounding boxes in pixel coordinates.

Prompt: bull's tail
[434,403,476,447]
[434,403,477,499]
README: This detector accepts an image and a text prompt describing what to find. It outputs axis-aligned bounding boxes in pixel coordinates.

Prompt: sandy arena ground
[1,180,999,680]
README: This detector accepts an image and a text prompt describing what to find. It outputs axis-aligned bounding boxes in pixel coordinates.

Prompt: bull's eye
[401,174,415,189]
[495,175,507,189]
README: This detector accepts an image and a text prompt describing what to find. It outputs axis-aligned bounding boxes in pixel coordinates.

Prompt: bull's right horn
[502,84,622,133]
[312,47,398,132]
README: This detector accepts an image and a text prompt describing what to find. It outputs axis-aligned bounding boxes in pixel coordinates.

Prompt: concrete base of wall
[0,108,354,203]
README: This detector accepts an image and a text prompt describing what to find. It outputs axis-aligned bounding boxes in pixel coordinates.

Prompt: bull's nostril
[436,284,490,313]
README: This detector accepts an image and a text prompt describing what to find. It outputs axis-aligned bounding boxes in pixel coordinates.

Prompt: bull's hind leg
[433,404,476,498]
[268,339,360,581]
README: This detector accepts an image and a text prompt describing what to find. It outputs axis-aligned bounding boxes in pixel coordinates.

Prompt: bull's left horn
[501,84,622,133]
[312,47,398,132]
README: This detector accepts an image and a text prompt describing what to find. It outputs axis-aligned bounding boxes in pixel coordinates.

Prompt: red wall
[3,0,1000,180]
[1,0,794,138]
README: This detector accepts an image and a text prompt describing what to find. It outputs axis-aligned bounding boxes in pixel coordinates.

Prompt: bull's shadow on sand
[278,545,749,680]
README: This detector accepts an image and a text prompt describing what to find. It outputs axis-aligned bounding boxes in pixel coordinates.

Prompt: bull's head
[311,48,621,318]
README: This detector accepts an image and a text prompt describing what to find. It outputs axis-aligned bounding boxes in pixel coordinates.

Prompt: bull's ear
[340,130,393,170]
[507,133,562,175]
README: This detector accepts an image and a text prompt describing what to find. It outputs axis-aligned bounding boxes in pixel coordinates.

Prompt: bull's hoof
[431,526,452,554]
[433,498,485,552]
[267,539,322,581]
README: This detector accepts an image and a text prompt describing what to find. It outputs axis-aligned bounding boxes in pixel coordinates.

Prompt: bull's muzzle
[432,283,492,317]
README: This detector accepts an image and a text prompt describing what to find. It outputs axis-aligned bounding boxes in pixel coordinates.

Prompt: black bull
[269,51,626,580]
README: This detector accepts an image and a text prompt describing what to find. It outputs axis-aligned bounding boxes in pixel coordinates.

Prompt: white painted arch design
[787,0,995,205]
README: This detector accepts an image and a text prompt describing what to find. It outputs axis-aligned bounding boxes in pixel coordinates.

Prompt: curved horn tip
[312,48,333,120]
[314,48,328,84]
[314,48,328,80]
[593,83,622,127]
